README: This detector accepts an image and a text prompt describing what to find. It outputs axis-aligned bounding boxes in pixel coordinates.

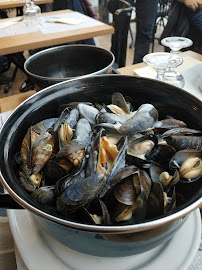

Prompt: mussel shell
[85,128,104,177]
[169,149,202,183]
[99,136,128,198]
[30,186,56,206]
[56,118,92,157]
[127,134,158,160]
[126,154,152,170]
[77,103,99,125]
[84,197,111,225]
[113,177,137,206]
[94,123,121,135]
[170,150,201,168]
[106,191,134,223]
[96,112,126,125]
[162,127,202,137]
[30,129,54,175]
[119,104,159,135]
[111,92,130,114]
[106,165,138,190]
[147,182,164,219]
[55,174,74,196]
[33,118,58,134]
[138,169,152,200]
[56,173,106,215]
[149,163,180,192]
[154,118,186,131]
[43,158,72,184]
[164,135,202,151]
[145,144,176,165]
[19,166,35,192]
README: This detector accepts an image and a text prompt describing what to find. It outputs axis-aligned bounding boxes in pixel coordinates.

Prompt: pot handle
[0,193,23,209]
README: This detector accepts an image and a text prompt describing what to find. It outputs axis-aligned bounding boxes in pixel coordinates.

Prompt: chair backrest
[108,0,132,68]
[108,0,131,15]
[157,0,172,18]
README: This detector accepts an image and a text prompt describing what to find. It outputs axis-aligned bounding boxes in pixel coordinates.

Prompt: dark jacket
[80,0,98,20]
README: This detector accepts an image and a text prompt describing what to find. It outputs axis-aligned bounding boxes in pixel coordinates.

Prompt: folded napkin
[46,17,85,25]
[134,66,156,79]
[0,20,18,29]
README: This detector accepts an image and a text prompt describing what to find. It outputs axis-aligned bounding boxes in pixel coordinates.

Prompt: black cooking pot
[0,75,201,257]
[24,44,115,88]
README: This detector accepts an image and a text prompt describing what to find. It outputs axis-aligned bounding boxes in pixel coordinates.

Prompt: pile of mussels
[17,92,202,225]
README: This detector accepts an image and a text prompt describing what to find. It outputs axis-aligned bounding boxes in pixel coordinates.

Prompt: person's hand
[184,0,202,11]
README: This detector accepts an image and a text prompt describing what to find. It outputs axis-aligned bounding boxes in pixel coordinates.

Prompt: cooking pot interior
[0,75,201,224]
[25,46,114,79]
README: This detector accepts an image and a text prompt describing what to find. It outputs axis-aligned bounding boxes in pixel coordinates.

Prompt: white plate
[7,209,201,270]
[182,63,202,101]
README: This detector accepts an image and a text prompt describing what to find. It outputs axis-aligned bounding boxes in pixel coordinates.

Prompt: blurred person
[133,0,159,64]
[182,0,202,33]
[160,0,202,53]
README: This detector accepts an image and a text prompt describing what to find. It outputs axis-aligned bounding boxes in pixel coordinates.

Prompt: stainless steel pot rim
[24,44,115,82]
[0,74,201,233]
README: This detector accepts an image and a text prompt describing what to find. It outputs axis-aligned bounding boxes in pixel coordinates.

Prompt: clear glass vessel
[23,0,41,28]
[161,37,193,54]
[163,54,185,88]
[143,52,185,88]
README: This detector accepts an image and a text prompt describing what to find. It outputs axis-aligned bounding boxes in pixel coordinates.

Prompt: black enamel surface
[0,75,201,256]
[24,45,114,88]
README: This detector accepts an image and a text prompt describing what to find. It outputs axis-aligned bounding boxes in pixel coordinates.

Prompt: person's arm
[177,0,202,11]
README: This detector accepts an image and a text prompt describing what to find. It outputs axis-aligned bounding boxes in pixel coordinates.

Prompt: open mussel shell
[99,136,128,198]
[145,144,176,165]
[149,163,180,193]
[113,177,137,206]
[111,92,130,114]
[56,118,92,167]
[106,191,135,223]
[169,149,202,183]
[84,197,111,225]
[105,165,139,190]
[127,134,158,160]
[65,197,110,225]
[43,158,72,185]
[54,108,79,135]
